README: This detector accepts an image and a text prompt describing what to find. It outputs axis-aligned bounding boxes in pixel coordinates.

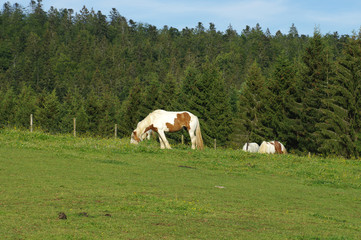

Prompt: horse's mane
[135,110,163,135]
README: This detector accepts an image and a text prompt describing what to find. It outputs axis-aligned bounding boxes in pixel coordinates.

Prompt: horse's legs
[158,136,165,149]
[189,130,196,149]
[158,130,171,149]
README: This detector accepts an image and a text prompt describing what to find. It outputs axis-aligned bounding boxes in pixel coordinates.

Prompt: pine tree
[0,87,16,127]
[299,30,333,153]
[316,36,361,158]
[97,89,120,137]
[139,72,161,116]
[22,32,43,90]
[85,89,102,134]
[118,79,145,137]
[60,86,89,134]
[35,89,61,133]
[181,60,232,146]
[267,53,302,151]
[179,64,199,111]
[158,72,179,111]
[235,61,272,145]
[14,84,37,129]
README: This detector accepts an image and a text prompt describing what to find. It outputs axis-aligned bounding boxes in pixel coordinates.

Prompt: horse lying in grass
[258,141,287,154]
[130,109,204,150]
[242,143,260,153]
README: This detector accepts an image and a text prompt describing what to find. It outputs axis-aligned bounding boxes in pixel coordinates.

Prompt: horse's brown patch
[166,112,191,132]
[144,124,158,133]
[274,141,283,154]
[133,131,140,142]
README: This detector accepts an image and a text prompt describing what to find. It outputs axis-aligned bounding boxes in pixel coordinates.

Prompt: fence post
[73,118,76,137]
[30,114,33,132]
[115,124,117,138]
[214,139,217,150]
[181,134,184,145]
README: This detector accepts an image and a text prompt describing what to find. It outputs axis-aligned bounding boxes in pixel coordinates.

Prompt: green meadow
[0,129,360,239]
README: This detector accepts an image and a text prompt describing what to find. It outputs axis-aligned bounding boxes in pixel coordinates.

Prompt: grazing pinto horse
[258,141,287,154]
[242,143,259,153]
[130,109,204,150]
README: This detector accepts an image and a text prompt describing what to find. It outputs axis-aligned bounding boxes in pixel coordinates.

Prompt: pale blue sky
[8,0,361,35]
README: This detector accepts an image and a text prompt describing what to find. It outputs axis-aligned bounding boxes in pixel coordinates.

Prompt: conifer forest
[1,1,361,158]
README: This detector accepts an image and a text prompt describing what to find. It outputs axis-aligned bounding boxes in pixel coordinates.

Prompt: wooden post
[181,134,184,145]
[73,118,76,137]
[114,124,118,138]
[214,139,217,150]
[30,114,33,132]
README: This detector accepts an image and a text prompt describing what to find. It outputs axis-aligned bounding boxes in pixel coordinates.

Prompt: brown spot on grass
[58,212,67,220]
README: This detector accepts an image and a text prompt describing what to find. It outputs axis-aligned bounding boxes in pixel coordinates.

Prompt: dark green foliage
[35,89,61,133]
[14,84,37,129]
[267,53,302,150]
[158,72,179,111]
[1,3,361,157]
[118,79,145,136]
[234,61,272,145]
[316,36,361,158]
[60,87,88,134]
[181,61,232,147]
[0,87,16,127]
[299,30,334,153]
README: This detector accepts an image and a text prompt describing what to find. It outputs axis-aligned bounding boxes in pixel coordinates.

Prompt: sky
[8,0,361,36]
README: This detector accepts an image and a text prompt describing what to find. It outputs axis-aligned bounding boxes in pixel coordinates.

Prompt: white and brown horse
[130,109,204,150]
[258,141,287,154]
[242,142,260,153]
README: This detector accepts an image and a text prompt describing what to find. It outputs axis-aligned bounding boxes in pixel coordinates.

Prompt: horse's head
[130,130,148,144]
[130,131,140,144]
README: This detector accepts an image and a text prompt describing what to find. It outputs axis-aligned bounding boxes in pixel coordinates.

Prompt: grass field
[0,128,361,239]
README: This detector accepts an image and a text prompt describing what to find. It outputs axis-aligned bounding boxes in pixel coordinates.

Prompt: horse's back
[259,140,286,154]
[150,109,194,119]
[242,143,259,153]
[258,141,274,154]
[152,109,196,123]
[258,141,267,153]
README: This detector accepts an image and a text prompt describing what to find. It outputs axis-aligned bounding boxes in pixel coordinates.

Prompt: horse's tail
[195,119,204,150]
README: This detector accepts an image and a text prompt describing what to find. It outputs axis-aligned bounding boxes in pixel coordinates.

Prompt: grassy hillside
[0,129,360,239]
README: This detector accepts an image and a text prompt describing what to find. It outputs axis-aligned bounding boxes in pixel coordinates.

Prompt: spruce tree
[85,89,102,134]
[0,87,16,127]
[97,89,120,137]
[316,36,361,158]
[35,89,61,133]
[179,64,199,111]
[158,72,179,111]
[267,53,302,151]
[14,84,37,129]
[60,86,89,134]
[182,60,232,147]
[118,79,145,137]
[235,61,272,145]
[298,30,333,153]
[139,72,161,116]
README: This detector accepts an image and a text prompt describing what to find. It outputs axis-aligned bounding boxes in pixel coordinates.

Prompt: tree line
[1,1,361,158]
